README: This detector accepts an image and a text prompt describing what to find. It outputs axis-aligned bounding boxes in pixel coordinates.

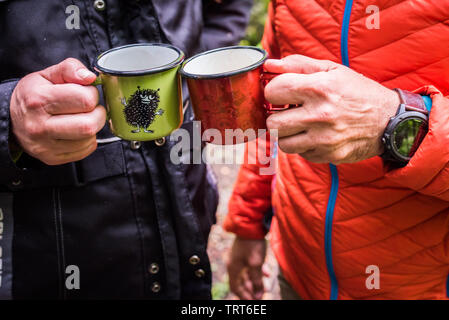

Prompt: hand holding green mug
[9,43,185,166]
[9,58,106,165]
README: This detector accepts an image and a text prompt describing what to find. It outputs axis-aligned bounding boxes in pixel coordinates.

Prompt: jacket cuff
[223,214,267,240]
[384,86,449,193]
[0,79,21,179]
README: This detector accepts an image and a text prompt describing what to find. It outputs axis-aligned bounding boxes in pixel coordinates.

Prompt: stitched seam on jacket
[350,0,410,23]
[281,2,339,60]
[310,0,339,24]
[381,55,449,84]
[81,0,101,53]
[355,19,449,59]
[339,240,448,283]
[335,191,416,223]
[279,158,327,247]
[417,162,449,199]
[335,209,448,256]
[355,274,447,299]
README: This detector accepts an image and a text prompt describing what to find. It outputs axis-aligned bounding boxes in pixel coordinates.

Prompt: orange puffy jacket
[224,0,449,299]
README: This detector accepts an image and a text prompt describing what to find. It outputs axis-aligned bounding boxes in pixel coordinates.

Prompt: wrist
[382,89,402,125]
[375,89,401,156]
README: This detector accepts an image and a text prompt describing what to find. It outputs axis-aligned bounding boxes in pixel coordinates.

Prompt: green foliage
[240,0,270,47]
[212,280,230,300]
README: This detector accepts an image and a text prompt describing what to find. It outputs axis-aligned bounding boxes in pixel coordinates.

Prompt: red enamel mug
[180,46,290,145]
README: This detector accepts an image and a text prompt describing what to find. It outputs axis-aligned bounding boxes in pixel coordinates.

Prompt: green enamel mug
[93,43,185,141]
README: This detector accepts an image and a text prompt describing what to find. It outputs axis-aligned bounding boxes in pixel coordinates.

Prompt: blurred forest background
[206,0,280,300]
[240,0,270,47]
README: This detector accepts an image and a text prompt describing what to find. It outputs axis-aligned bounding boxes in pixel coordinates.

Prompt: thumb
[40,58,97,85]
[264,54,338,75]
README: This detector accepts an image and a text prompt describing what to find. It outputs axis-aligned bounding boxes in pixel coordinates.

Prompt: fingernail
[266,59,283,66]
[77,69,94,80]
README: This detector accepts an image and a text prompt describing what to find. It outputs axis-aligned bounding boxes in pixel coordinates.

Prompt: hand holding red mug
[264,55,400,164]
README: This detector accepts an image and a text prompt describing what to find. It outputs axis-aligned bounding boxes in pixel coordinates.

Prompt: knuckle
[23,93,44,109]
[59,58,82,76]
[271,75,296,95]
[79,119,98,136]
[313,105,336,123]
[286,77,301,93]
[25,120,45,138]
[62,57,79,68]
[318,134,342,148]
[264,84,276,103]
[322,60,336,69]
[319,77,334,91]
[81,91,98,112]
[266,115,281,130]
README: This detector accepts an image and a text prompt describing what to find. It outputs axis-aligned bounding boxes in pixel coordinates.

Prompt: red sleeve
[223,2,281,239]
[385,86,449,201]
[223,133,275,239]
[261,1,281,59]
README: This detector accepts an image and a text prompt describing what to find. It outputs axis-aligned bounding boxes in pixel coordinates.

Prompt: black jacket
[0,0,252,299]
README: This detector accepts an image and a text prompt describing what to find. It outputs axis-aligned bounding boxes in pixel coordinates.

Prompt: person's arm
[263,53,449,202]
[223,0,280,239]
[224,133,274,300]
[201,0,253,50]
[261,1,281,59]
[223,131,274,239]
[224,4,279,299]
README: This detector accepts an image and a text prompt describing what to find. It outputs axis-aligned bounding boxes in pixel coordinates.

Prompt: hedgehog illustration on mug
[121,86,165,133]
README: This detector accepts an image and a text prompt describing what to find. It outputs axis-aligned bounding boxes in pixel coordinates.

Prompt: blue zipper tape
[323,0,354,300]
[324,164,339,300]
[341,0,354,67]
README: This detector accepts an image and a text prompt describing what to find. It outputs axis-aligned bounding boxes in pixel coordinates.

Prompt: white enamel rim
[180,46,268,79]
[94,43,185,76]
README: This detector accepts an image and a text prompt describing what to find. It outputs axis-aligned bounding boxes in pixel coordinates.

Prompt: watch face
[392,117,428,160]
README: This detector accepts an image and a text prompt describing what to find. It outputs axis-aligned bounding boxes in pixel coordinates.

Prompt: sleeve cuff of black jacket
[0,79,23,186]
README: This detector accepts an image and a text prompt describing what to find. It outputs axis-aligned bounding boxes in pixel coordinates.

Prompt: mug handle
[89,76,111,121]
[261,72,301,114]
[91,76,102,86]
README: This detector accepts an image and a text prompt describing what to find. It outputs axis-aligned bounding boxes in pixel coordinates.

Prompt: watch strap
[394,88,428,114]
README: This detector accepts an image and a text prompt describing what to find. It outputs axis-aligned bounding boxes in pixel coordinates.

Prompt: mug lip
[179,46,268,80]
[94,43,185,77]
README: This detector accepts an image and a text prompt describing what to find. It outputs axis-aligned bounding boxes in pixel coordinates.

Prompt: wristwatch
[381,88,429,164]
